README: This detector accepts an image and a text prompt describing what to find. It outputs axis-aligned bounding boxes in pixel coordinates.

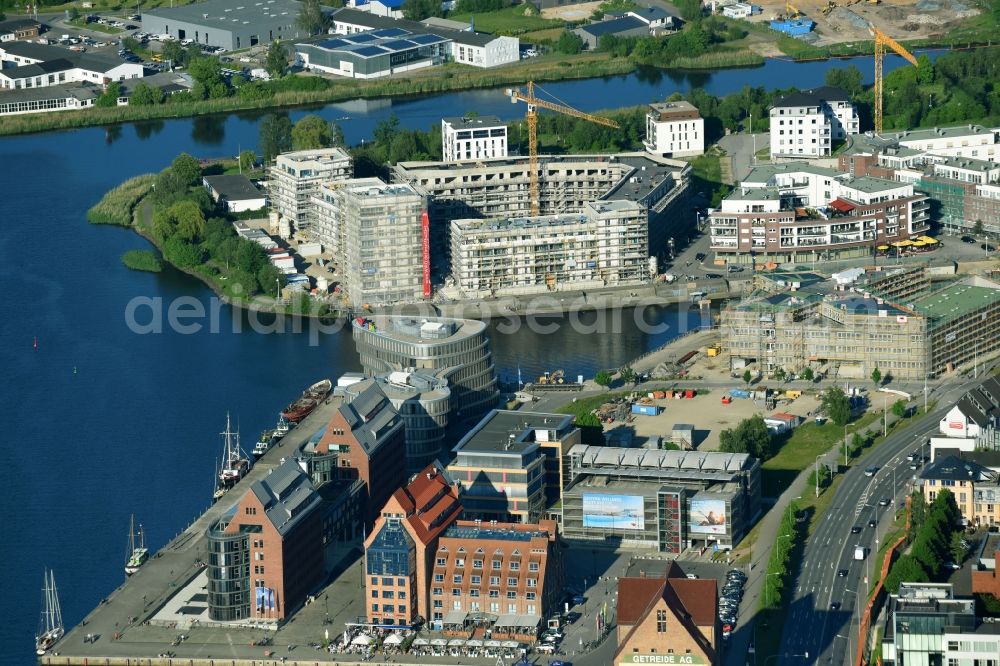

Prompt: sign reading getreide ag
[620,655,707,664]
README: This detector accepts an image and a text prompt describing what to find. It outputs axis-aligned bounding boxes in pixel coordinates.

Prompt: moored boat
[280,379,332,422]
[252,429,277,459]
[214,413,250,501]
[36,569,64,656]
[124,514,149,576]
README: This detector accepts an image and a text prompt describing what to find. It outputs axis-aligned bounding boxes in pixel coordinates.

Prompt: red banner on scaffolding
[421,210,431,298]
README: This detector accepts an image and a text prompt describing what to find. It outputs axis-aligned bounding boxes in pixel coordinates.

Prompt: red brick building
[206,458,324,622]
[364,463,463,626]
[316,384,406,529]
[615,563,718,666]
[431,519,564,638]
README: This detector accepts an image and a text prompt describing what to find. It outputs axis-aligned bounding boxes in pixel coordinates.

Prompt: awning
[502,640,522,648]
[412,638,429,646]
[431,638,448,646]
[515,614,540,628]
[912,240,926,247]
[495,613,518,627]
[444,610,467,625]
[829,198,855,213]
[485,640,502,648]
[892,240,913,247]
[383,634,404,646]
[919,235,938,244]
[467,639,484,647]
[877,245,890,251]
[448,639,466,647]
[351,634,373,646]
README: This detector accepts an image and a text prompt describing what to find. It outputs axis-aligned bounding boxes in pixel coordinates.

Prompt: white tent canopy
[412,638,430,646]
[351,634,373,646]
[383,634,403,646]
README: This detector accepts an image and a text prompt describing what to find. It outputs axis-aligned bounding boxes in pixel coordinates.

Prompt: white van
[854,545,866,561]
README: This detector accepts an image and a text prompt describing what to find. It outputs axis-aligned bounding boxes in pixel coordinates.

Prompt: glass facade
[367,520,415,577]
[206,521,255,621]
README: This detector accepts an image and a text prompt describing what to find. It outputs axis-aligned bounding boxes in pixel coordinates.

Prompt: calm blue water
[0,52,932,663]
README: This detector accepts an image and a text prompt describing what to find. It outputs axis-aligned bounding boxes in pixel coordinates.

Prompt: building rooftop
[569,444,755,477]
[0,58,75,78]
[727,186,782,201]
[743,162,842,183]
[648,100,700,120]
[341,178,422,198]
[0,82,100,104]
[249,457,322,537]
[0,40,68,60]
[911,281,1000,321]
[274,146,351,166]
[919,455,997,483]
[0,18,41,32]
[840,175,907,194]
[628,6,671,22]
[891,124,995,143]
[442,115,504,130]
[420,16,471,31]
[354,314,486,344]
[330,7,502,47]
[453,410,575,455]
[203,174,263,201]
[578,15,645,37]
[442,522,551,542]
[308,28,449,58]
[142,0,305,31]
[842,132,899,156]
[771,85,850,109]
[932,155,1000,174]
[337,383,402,455]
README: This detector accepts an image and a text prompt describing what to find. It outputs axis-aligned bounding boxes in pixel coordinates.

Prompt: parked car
[864,466,878,477]
[982,243,996,252]
[727,265,744,273]
[830,602,841,610]
[962,235,977,243]
[695,252,706,262]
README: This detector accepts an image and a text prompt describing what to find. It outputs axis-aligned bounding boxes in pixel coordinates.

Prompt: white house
[644,101,704,157]
[346,0,404,19]
[447,31,519,68]
[893,125,1000,160]
[442,115,508,161]
[940,404,981,438]
[770,85,859,159]
[202,174,266,213]
[722,3,755,19]
[0,53,144,91]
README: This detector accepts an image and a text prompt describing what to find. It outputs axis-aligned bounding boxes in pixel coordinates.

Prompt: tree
[554,30,583,55]
[824,65,864,99]
[68,6,80,21]
[122,36,140,53]
[822,387,851,426]
[265,40,287,79]
[171,153,202,186]
[974,219,985,237]
[719,415,772,460]
[238,150,258,173]
[188,56,230,98]
[773,367,786,382]
[160,40,184,67]
[742,369,752,386]
[884,554,930,593]
[808,464,832,492]
[850,431,864,458]
[801,367,814,382]
[619,365,637,385]
[292,114,334,150]
[129,82,164,106]
[401,0,440,21]
[950,531,968,563]
[297,0,330,35]
[95,81,121,107]
[871,366,882,387]
[674,0,702,22]
[259,114,293,162]
[594,370,612,388]
[892,399,908,419]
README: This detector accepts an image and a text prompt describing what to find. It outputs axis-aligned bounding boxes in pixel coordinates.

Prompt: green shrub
[87,174,157,226]
[121,249,164,272]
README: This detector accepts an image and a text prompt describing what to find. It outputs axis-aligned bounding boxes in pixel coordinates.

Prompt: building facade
[295,29,450,79]
[269,147,353,235]
[449,200,649,298]
[352,315,500,425]
[0,18,41,42]
[141,0,306,50]
[0,44,144,90]
[205,458,323,622]
[364,463,463,625]
[769,86,858,159]
[615,563,718,666]
[920,455,1000,529]
[441,116,508,162]
[644,101,705,157]
[561,446,761,552]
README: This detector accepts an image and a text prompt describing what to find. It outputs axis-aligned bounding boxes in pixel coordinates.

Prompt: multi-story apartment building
[643,101,705,157]
[205,458,323,622]
[430,520,563,635]
[342,370,452,474]
[891,124,1000,160]
[352,315,499,426]
[881,583,1000,666]
[615,563,719,666]
[269,147,352,235]
[331,178,427,307]
[391,153,691,271]
[449,200,649,298]
[364,463,463,626]
[314,383,407,529]
[769,86,858,158]
[921,455,1000,529]
[441,116,508,162]
[710,166,930,262]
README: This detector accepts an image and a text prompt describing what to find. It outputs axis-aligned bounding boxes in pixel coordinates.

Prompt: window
[452,588,461,596]
[529,562,539,572]
[526,592,536,601]
[492,560,502,570]
[382,577,393,586]
[473,559,483,569]
[399,592,406,599]
[510,562,520,571]
[436,558,446,566]
[245,506,257,516]
[453,574,463,583]
[433,588,443,596]
[470,589,480,597]
[372,603,379,612]
[254,565,264,574]
[434,574,444,582]
[507,591,517,599]
[656,609,667,633]
[371,590,378,598]
[490,576,500,585]
[527,579,536,587]
[382,590,394,599]
[455,558,465,568]
[471,576,481,585]
[489,590,499,598]
[507,577,517,586]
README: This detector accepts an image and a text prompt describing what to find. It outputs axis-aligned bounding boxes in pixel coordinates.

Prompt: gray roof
[421,16,471,31]
[0,41,68,61]
[840,175,907,194]
[74,52,133,73]
[772,85,850,109]
[339,383,403,455]
[305,28,449,58]
[0,58,75,78]
[892,124,995,143]
[329,7,501,47]
[453,409,575,454]
[0,82,99,104]
[743,163,842,183]
[0,18,41,33]
[249,457,322,536]
[578,16,646,37]
[629,6,670,22]
[919,455,997,483]
[142,0,306,31]
[203,174,263,201]
[443,115,504,130]
[954,377,1000,428]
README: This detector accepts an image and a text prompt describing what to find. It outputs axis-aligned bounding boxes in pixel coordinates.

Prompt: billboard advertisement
[688,498,728,535]
[582,493,645,530]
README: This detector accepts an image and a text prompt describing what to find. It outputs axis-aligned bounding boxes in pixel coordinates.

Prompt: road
[776,375,988,666]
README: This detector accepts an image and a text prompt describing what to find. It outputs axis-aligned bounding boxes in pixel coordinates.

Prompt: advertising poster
[688,498,728,535]
[582,494,645,530]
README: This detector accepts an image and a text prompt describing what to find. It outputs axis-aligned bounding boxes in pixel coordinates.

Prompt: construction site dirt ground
[603,390,822,451]
[541,0,603,21]
[742,0,980,49]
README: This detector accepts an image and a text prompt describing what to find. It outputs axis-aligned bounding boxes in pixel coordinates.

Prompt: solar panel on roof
[319,38,349,48]
[372,27,408,37]
[382,39,417,50]
[347,32,378,43]
[353,45,389,56]
[409,33,445,45]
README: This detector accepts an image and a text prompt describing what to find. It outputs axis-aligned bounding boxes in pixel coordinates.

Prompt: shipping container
[684,389,695,399]
[707,346,720,357]
[729,389,751,399]
[653,391,666,400]
[631,404,661,416]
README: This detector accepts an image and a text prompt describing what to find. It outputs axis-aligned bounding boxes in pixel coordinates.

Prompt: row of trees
[761,500,802,610]
[147,153,286,297]
[884,490,965,593]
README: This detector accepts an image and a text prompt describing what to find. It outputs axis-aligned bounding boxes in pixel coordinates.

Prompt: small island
[121,249,164,273]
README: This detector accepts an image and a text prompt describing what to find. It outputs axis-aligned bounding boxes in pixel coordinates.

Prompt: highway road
[775,375,989,666]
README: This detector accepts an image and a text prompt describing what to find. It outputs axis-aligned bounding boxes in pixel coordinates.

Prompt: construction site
[739,0,981,47]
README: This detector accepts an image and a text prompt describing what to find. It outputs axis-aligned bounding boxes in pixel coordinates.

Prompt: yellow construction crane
[869,25,918,134]
[506,81,620,217]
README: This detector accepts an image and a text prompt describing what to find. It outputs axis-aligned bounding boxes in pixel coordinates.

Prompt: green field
[449,5,564,36]
[68,18,123,34]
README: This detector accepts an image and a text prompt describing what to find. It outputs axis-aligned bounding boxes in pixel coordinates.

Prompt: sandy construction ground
[541,0,604,21]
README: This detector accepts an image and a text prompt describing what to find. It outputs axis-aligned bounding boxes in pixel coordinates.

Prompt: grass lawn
[685,151,730,206]
[68,18,123,34]
[519,27,566,44]
[449,5,565,36]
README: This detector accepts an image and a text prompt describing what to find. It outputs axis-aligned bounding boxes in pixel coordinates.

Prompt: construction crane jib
[869,25,918,134]
[505,81,620,217]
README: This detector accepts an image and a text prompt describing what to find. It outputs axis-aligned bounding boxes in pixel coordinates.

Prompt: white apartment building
[644,101,704,157]
[337,179,427,307]
[441,116,508,162]
[770,86,859,159]
[269,147,353,235]
[449,200,649,298]
[0,50,144,90]
[892,124,1000,160]
[722,2,754,19]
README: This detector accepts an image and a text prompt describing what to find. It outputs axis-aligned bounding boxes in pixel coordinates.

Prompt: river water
[0,52,930,661]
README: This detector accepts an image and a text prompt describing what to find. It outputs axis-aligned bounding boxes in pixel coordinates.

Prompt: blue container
[632,404,661,416]
[730,389,751,399]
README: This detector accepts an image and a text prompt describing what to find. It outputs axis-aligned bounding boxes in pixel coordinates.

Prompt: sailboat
[35,569,64,655]
[214,413,249,501]
[124,514,149,576]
